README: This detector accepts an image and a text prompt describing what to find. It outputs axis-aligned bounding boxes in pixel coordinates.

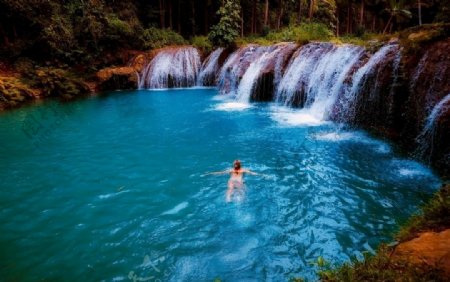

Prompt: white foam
[98,190,129,200]
[314,132,357,141]
[214,102,252,112]
[271,109,325,127]
[162,202,189,215]
[391,159,435,178]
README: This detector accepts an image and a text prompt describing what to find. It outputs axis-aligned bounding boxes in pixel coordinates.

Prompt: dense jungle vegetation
[0,0,448,66]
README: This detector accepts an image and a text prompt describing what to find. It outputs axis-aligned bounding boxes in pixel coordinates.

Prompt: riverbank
[318,183,450,281]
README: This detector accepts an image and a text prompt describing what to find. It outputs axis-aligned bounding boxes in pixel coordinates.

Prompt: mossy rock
[32,67,91,99]
[399,23,450,53]
[0,76,37,110]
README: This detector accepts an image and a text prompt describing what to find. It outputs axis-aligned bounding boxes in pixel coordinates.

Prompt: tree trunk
[309,0,315,20]
[264,0,269,27]
[298,0,302,24]
[418,0,422,26]
[372,15,376,32]
[177,0,181,33]
[159,0,165,29]
[204,2,209,34]
[168,0,173,30]
[383,15,393,34]
[277,0,284,30]
[0,25,10,46]
[346,3,351,33]
[191,0,196,36]
[359,1,364,27]
[336,14,339,37]
[251,1,256,33]
[241,9,244,37]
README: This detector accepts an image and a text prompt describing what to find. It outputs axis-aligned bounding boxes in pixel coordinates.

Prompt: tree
[208,0,241,46]
[383,0,411,33]
[264,0,269,27]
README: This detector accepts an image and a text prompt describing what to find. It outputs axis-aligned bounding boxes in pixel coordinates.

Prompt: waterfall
[197,48,224,86]
[138,47,201,89]
[217,45,268,96]
[336,43,399,122]
[275,43,364,120]
[415,94,450,162]
[235,43,297,102]
[276,43,333,107]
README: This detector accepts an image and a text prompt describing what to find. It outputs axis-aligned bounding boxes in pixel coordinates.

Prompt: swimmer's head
[233,160,241,170]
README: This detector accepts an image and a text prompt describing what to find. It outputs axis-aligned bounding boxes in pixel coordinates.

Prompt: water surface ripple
[0,89,440,281]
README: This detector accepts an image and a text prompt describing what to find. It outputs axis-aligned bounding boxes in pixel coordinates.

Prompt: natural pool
[0,88,441,281]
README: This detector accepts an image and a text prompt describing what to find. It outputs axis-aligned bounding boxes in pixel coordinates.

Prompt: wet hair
[233,160,241,170]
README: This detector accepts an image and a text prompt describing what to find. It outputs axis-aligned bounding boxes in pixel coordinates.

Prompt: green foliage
[399,23,450,53]
[191,36,213,53]
[0,76,36,108]
[397,184,450,242]
[434,0,450,23]
[318,245,443,281]
[41,14,76,56]
[316,184,450,282]
[313,0,338,32]
[265,23,333,44]
[208,0,241,47]
[106,15,133,38]
[141,27,187,50]
[32,68,90,99]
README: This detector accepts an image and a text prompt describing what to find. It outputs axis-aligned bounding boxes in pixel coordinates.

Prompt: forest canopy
[0,0,448,64]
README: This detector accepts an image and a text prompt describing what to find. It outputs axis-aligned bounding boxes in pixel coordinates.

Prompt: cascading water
[275,43,365,120]
[138,47,201,89]
[235,43,297,102]
[197,48,224,86]
[276,43,334,107]
[217,45,268,96]
[415,93,450,162]
[335,43,399,122]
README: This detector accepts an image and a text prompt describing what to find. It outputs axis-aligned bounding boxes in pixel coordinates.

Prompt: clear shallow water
[0,88,441,281]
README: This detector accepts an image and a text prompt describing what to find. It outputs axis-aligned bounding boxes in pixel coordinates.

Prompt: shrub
[265,23,333,44]
[191,36,213,53]
[208,0,241,47]
[0,77,36,109]
[141,27,186,50]
[32,68,90,99]
[106,15,133,39]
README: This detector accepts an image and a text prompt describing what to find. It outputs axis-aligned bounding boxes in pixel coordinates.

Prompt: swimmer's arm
[244,169,259,175]
[203,169,231,176]
[244,169,270,177]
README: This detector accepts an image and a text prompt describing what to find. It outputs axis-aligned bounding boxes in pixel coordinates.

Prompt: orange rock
[393,229,450,277]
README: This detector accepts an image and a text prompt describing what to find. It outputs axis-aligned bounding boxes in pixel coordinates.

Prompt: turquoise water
[0,88,440,281]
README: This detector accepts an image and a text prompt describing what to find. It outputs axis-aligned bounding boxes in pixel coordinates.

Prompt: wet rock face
[349,45,403,136]
[402,39,450,137]
[251,43,298,102]
[400,38,450,175]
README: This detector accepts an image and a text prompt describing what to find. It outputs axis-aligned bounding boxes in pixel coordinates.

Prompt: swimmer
[204,160,261,202]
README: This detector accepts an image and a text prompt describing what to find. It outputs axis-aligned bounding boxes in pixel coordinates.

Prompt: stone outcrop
[392,229,450,277]
[96,67,138,91]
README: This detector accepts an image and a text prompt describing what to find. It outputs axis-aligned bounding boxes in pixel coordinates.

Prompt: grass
[318,245,444,282]
[235,22,333,46]
[315,184,450,281]
[235,22,394,50]
[397,184,450,242]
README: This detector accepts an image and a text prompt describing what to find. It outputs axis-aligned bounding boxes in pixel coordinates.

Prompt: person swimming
[205,160,260,202]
